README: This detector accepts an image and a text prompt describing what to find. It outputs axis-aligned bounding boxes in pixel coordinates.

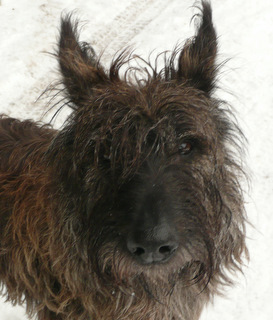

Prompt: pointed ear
[177,1,217,94]
[58,14,108,107]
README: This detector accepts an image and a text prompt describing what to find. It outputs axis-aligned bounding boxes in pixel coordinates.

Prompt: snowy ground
[0,0,272,319]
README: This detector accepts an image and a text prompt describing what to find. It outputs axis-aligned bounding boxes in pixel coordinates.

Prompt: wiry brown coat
[0,2,247,320]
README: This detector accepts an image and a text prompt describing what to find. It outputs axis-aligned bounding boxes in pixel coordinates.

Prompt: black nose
[127,225,178,264]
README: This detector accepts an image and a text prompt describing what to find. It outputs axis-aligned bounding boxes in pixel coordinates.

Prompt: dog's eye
[179,141,193,155]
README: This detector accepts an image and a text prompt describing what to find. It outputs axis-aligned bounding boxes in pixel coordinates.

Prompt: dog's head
[47,1,247,296]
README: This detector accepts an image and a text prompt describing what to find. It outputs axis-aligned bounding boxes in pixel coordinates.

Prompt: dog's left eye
[179,141,193,155]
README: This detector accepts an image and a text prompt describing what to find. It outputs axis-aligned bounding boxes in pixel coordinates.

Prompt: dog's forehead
[86,83,219,149]
[96,82,213,119]
[131,85,212,129]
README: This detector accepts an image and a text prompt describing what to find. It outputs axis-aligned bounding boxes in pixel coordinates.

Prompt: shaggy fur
[0,2,247,320]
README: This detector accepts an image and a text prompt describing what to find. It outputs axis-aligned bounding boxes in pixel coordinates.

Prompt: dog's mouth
[97,256,209,302]
[96,241,210,290]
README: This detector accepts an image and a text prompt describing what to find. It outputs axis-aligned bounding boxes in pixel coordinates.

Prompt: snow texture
[0,0,272,319]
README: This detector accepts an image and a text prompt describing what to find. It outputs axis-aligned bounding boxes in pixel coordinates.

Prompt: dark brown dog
[0,2,247,319]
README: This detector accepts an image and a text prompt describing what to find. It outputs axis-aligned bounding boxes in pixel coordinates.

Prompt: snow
[0,0,272,319]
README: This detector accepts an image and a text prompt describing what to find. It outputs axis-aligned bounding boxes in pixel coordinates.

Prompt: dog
[0,1,247,319]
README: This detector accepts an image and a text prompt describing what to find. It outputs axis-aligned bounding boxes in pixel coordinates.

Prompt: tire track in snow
[25,0,173,124]
[91,0,173,62]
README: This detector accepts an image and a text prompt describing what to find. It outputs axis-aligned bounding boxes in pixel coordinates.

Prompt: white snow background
[0,0,272,319]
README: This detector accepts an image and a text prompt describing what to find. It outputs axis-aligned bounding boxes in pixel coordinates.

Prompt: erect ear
[177,1,217,94]
[58,14,109,107]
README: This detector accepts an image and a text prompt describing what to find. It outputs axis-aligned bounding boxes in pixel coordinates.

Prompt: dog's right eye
[179,141,193,155]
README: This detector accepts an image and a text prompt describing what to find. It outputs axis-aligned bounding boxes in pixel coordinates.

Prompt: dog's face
[48,3,246,293]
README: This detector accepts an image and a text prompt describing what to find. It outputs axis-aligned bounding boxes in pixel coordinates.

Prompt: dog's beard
[92,239,212,301]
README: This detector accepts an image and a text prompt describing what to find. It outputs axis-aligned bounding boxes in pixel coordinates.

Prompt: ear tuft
[58,14,108,107]
[177,1,217,94]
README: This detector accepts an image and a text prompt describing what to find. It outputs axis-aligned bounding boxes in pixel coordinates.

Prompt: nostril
[133,247,145,256]
[159,244,178,255]
[159,245,172,254]
[127,239,146,257]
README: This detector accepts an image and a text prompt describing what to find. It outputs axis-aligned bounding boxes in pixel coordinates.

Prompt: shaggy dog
[0,2,247,319]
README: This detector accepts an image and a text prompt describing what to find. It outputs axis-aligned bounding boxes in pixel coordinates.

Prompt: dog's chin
[97,243,208,291]
[97,258,208,301]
